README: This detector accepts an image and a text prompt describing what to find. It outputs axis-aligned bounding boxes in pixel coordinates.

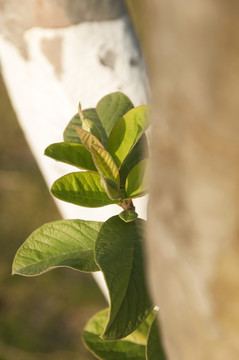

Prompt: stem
[119,199,135,211]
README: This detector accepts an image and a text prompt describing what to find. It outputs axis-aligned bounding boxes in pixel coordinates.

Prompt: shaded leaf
[146,315,167,360]
[12,219,102,276]
[75,127,103,151]
[96,92,134,141]
[83,308,146,360]
[51,172,120,207]
[107,105,151,167]
[44,142,97,171]
[125,159,149,199]
[95,216,152,340]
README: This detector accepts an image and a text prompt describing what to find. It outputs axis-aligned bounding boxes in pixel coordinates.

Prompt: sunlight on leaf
[107,105,150,167]
[51,172,120,207]
[12,220,102,275]
[44,142,97,171]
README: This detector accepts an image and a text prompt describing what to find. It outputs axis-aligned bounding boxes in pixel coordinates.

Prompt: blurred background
[0,72,106,360]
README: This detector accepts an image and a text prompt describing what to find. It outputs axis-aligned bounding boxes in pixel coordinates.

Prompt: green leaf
[44,142,97,172]
[146,315,167,360]
[63,113,82,144]
[78,102,102,142]
[83,108,108,146]
[91,144,120,183]
[82,117,102,142]
[101,177,121,201]
[64,108,106,145]
[51,171,120,207]
[64,93,133,147]
[75,127,103,151]
[120,134,149,186]
[107,105,151,167]
[125,159,149,199]
[96,92,134,142]
[95,216,152,340]
[119,210,138,223]
[12,219,102,276]
[83,308,149,360]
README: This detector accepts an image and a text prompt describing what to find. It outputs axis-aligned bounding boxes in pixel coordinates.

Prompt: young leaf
[51,171,120,207]
[64,93,134,147]
[125,159,149,199]
[120,134,149,186]
[83,308,146,360]
[119,210,138,223]
[64,108,107,145]
[79,102,102,141]
[95,216,152,340]
[12,219,102,276]
[82,117,102,142]
[107,105,151,167]
[75,127,103,151]
[96,92,134,141]
[101,177,121,201]
[63,113,82,144]
[146,315,167,360]
[91,144,120,184]
[44,142,97,172]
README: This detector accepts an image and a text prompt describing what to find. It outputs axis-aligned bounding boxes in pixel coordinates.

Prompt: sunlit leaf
[44,142,97,171]
[12,220,102,276]
[82,117,102,142]
[51,172,120,207]
[63,113,82,144]
[91,144,120,183]
[96,92,134,142]
[107,105,150,167]
[120,134,149,186]
[75,127,103,151]
[101,177,121,200]
[64,108,107,145]
[125,159,149,199]
[78,102,102,142]
[95,216,152,340]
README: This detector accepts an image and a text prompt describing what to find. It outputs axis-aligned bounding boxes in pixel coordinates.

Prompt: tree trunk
[143,1,239,359]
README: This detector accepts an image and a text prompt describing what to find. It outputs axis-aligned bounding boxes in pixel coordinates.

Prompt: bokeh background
[0,73,106,359]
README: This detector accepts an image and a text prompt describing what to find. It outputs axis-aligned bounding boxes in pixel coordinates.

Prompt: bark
[142,1,239,359]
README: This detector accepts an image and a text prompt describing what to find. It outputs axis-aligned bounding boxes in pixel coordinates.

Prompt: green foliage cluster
[12,92,166,359]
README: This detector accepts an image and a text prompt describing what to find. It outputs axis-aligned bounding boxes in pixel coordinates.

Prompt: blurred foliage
[0,72,106,359]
